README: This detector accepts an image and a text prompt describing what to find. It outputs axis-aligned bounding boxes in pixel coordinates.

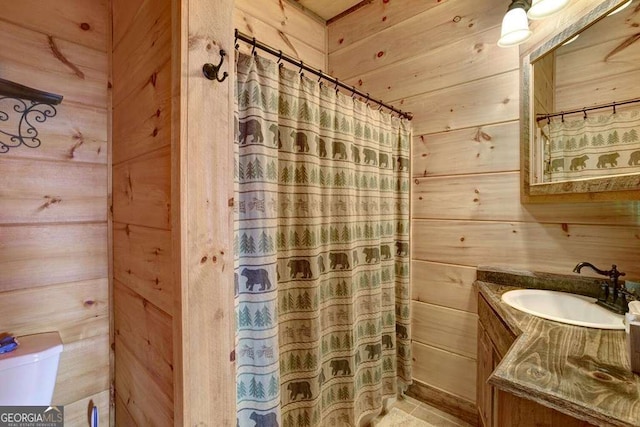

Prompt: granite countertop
[475,266,640,427]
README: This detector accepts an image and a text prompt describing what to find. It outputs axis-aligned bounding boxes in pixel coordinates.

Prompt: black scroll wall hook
[202,49,229,83]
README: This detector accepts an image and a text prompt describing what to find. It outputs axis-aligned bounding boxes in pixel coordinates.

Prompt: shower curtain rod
[536,97,640,122]
[234,29,413,120]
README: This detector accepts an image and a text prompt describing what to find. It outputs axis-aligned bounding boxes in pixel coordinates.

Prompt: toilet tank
[0,332,63,406]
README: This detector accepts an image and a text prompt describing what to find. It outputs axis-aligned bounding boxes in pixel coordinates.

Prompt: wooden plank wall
[0,0,110,424]
[328,0,640,411]
[235,0,327,70]
[111,0,174,424]
[554,3,640,110]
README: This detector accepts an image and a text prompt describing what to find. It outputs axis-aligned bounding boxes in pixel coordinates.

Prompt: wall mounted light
[527,0,570,20]
[498,0,572,47]
[498,0,533,47]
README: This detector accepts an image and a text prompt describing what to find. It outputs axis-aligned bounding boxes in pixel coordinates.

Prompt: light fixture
[498,1,533,48]
[498,0,573,48]
[607,0,632,16]
[561,34,579,46]
[527,0,570,20]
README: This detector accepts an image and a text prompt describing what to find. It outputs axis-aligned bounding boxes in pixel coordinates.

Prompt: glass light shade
[607,0,632,16]
[527,0,571,20]
[561,33,579,46]
[498,7,532,47]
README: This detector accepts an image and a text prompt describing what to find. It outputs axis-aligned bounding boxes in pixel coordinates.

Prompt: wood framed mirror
[521,0,640,202]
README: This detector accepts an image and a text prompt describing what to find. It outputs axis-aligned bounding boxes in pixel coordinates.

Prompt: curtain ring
[351,86,357,98]
[583,108,587,120]
[234,30,239,50]
[334,78,339,95]
[277,50,284,68]
[365,93,370,106]
[251,37,256,55]
[547,116,550,125]
[613,102,617,114]
[317,69,323,83]
[561,112,564,123]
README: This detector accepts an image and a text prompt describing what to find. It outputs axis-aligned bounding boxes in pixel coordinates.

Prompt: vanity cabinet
[477,293,594,427]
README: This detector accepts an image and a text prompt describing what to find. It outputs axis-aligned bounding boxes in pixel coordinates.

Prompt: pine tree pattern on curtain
[540,108,640,182]
[234,53,411,427]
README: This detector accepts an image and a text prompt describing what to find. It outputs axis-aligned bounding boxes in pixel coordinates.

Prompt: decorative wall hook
[0,78,62,154]
[202,50,229,83]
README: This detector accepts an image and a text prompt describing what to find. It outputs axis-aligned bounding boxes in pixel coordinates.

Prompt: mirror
[521,0,640,201]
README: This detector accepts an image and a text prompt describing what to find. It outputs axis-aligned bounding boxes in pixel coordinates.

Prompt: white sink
[501,289,625,330]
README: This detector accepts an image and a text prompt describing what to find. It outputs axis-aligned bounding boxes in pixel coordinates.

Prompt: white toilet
[0,332,63,406]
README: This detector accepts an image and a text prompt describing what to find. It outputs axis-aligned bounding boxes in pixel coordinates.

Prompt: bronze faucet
[573,262,630,314]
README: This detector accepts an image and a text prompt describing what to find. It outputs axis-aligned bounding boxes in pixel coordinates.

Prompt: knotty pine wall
[111,0,174,424]
[328,0,640,410]
[235,0,327,70]
[0,0,110,424]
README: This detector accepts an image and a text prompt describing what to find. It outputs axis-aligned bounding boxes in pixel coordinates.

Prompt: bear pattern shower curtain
[234,53,411,427]
[539,107,640,182]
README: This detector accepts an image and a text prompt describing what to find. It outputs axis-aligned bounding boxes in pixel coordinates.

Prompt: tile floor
[386,395,474,427]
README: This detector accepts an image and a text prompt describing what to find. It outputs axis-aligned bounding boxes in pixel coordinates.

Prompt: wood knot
[80,23,91,31]
[382,16,387,22]
[593,371,613,381]
[339,38,344,44]
[38,196,62,211]
[377,51,384,58]
[453,16,462,23]
[200,256,208,264]
[83,300,95,307]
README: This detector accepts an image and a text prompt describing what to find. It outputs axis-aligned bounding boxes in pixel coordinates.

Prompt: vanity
[475,266,640,427]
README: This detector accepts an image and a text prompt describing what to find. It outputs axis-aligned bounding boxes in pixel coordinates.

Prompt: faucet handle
[609,264,626,282]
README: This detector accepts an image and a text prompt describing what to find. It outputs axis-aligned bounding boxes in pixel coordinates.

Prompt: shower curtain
[539,107,640,182]
[234,52,411,427]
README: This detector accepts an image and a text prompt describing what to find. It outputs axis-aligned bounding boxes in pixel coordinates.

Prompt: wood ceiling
[293,0,364,21]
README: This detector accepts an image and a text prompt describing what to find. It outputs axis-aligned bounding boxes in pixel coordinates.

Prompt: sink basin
[501,289,625,330]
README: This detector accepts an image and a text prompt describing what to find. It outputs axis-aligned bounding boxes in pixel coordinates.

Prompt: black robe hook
[202,49,228,83]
